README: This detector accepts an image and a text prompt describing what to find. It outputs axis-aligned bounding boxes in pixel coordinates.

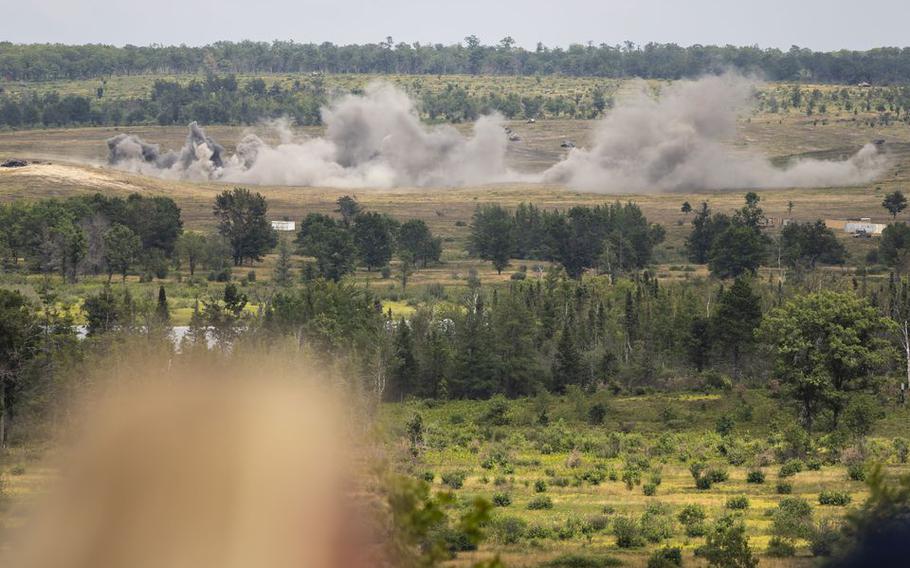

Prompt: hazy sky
[6,0,910,51]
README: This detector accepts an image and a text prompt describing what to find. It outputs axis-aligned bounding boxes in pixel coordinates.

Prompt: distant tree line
[0,193,183,282]
[6,40,910,83]
[0,73,613,129]
[469,201,665,278]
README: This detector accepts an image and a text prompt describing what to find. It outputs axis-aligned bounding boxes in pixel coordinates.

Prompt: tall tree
[0,290,38,447]
[272,238,294,286]
[551,322,584,394]
[883,191,908,220]
[880,223,910,274]
[388,319,419,401]
[176,232,207,276]
[760,290,894,431]
[213,187,278,266]
[103,223,141,282]
[779,220,846,271]
[352,212,394,271]
[335,195,363,227]
[398,219,442,268]
[711,278,762,377]
[468,205,514,274]
[295,213,356,282]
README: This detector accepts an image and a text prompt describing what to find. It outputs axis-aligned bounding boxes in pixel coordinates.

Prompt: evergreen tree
[352,211,395,271]
[711,278,762,377]
[272,238,293,286]
[388,319,419,401]
[156,285,170,323]
[551,322,584,394]
[468,204,514,274]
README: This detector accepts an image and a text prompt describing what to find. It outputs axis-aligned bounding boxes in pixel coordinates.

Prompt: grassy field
[378,392,910,567]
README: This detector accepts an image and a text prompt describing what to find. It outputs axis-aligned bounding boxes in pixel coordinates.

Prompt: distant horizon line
[3,39,910,53]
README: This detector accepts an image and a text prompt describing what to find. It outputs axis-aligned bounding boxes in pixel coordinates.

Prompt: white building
[271,220,296,232]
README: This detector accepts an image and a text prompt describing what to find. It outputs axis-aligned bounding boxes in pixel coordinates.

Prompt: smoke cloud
[107,83,517,188]
[106,76,890,192]
[543,74,890,192]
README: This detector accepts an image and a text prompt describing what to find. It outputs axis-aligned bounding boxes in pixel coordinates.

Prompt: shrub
[586,514,610,532]
[441,470,467,489]
[818,490,852,506]
[643,482,657,496]
[493,475,508,487]
[765,536,796,557]
[715,414,735,436]
[776,481,793,494]
[726,496,750,510]
[422,471,435,483]
[491,515,527,544]
[551,476,570,487]
[492,492,512,507]
[540,554,623,567]
[648,547,683,568]
[640,502,674,543]
[588,402,608,425]
[622,466,642,490]
[746,469,765,483]
[810,519,842,557]
[613,515,644,548]
[773,497,814,542]
[9,465,25,476]
[526,524,554,540]
[534,479,548,493]
[806,457,823,471]
[778,458,804,478]
[894,437,909,464]
[698,515,758,568]
[708,467,729,483]
[847,462,867,481]
[678,504,707,537]
[527,496,554,510]
[695,475,713,490]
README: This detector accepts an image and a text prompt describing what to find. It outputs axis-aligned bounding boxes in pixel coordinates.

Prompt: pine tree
[156,285,170,323]
[551,323,583,394]
[389,319,418,401]
[273,238,293,286]
[712,278,762,377]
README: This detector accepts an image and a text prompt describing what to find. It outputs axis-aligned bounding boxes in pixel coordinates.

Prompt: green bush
[746,469,765,483]
[678,504,707,537]
[778,458,804,477]
[765,536,796,557]
[818,490,852,506]
[491,515,527,544]
[806,457,822,471]
[726,496,750,510]
[648,547,683,568]
[492,492,512,507]
[526,524,555,540]
[540,554,623,567]
[776,481,793,494]
[527,496,554,510]
[534,479,548,493]
[847,462,867,481]
[441,470,468,489]
[643,482,657,496]
[613,515,644,548]
[640,502,674,543]
[421,471,435,483]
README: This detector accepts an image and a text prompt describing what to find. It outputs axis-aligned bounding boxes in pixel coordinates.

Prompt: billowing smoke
[543,74,890,192]
[107,83,517,188]
[107,76,890,192]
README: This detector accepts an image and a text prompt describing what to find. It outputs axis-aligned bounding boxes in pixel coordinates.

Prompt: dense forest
[5,40,910,83]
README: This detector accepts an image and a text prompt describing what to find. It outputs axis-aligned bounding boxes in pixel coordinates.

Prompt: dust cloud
[106,75,890,192]
[543,74,889,192]
[2,358,377,568]
[107,83,518,188]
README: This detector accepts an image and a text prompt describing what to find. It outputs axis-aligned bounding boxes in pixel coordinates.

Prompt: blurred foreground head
[6,358,371,568]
